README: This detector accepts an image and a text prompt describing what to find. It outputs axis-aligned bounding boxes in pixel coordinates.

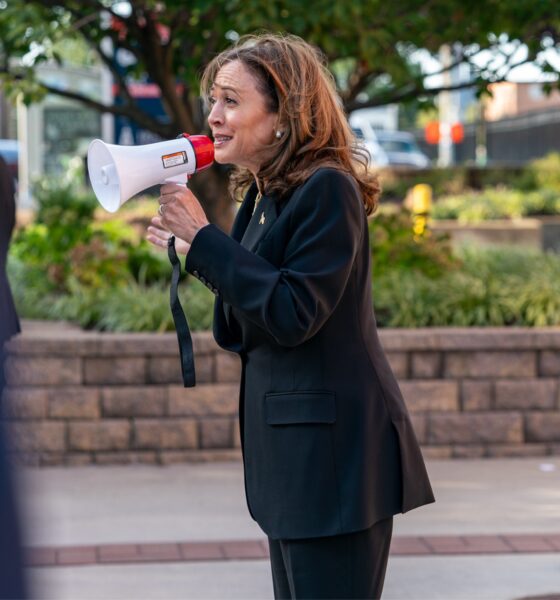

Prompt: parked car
[0,139,19,182]
[349,114,430,169]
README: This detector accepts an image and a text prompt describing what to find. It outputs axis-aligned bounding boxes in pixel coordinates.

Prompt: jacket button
[212,288,219,294]
[193,270,199,277]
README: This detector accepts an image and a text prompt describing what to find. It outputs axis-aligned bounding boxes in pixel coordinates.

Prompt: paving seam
[24,533,560,568]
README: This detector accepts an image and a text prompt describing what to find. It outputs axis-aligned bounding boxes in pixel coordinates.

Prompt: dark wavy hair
[200,33,380,214]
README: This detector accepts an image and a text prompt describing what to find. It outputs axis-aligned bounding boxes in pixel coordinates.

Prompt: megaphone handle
[164,174,189,185]
[167,235,196,387]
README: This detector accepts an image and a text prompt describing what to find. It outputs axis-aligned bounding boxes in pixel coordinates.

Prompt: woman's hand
[146,216,191,255]
[157,183,210,245]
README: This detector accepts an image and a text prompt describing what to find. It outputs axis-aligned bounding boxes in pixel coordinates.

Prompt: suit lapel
[222,182,260,330]
[230,183,258,242]
[240,193,279,252]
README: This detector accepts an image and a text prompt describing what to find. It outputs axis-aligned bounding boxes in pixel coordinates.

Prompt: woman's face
[207,60,278,175]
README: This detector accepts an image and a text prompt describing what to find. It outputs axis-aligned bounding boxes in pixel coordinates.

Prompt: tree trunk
[189,164,235,233]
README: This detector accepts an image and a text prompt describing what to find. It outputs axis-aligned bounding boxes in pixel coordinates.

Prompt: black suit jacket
[0,155,20,347]
[186,167,434,540]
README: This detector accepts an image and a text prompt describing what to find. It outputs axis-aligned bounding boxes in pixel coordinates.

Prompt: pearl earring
[275,130,283,139]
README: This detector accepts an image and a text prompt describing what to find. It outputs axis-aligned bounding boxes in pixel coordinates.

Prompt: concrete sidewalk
[18,458,560,599]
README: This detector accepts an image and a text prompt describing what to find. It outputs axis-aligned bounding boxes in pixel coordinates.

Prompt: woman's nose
[208,103,224,127]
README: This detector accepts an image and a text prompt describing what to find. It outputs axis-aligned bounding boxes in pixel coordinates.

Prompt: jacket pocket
[265,391,336,425]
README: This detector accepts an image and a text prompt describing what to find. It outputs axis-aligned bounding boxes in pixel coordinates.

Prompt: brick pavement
[25,532,560,568]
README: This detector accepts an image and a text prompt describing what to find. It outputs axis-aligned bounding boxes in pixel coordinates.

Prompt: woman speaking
[147,33,434,600]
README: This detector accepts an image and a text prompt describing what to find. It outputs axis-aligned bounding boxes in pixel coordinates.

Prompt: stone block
[48,387,100,419]
[101,387,167,417]
[192,332,222,355]
[409,414,428,444]
[215,352,241,383]
[495,379,557,410]
[94,451,158,465]
[429,412,523,444]
[452,445,486,458]
[398,380,459,413]
[147,355,214,385]
[411,353,442,379]
[200,418,233,449]
[39,453,65,466]
[4,357,81,386]
[232,419,241,449]
[444,351,536,378]
[147,356,183,384]
[4,333,99,357]
[548,444,560,456]
[420,446,452,459]
[168,384,238,417]
[525,412,560,442]
[2,387,48,419]
[486,444,548,458]
[194,354,215,384]
[84,358,146,385]
[159,449,242,464]
[69,421,130,451]
[385,352,408,379]
[461,381,493,411]
[9,422,66,452]
[539,351,560,376]
[65,453,94,466]
[134,419,198,449]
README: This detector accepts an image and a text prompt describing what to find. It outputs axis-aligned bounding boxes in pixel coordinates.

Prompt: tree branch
[12,71,175,137]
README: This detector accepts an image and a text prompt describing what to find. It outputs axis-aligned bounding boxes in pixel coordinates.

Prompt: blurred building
[485,82,560,121]
[10,63,109,207]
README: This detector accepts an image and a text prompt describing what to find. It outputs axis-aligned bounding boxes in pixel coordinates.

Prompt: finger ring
[158,204,164,217]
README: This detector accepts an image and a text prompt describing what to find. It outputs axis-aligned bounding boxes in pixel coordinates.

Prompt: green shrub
[8,253,214,332]
[369,209,459,278]
[373,246,560,327]
[431,188,560,222]
[516,152,560,193]
[10,178,560,332]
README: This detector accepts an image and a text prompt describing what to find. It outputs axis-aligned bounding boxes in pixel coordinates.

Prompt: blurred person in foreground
[147,34,434,599]
[0,153,26,599]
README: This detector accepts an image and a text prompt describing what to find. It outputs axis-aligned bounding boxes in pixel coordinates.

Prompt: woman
[147,34,434,599]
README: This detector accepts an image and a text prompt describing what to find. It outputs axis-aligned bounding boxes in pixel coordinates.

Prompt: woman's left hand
[158,183,209,244]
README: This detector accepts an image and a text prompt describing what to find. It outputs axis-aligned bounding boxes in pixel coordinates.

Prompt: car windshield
[376,138,418,154]
[351,127,365,139]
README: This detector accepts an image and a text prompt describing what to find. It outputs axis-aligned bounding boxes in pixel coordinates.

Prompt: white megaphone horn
[87,133,214,212]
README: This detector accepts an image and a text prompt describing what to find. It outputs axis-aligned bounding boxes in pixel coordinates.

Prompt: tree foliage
[1,0,560,226]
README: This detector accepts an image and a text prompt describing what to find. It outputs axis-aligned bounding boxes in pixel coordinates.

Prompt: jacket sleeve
[185,169,365,347]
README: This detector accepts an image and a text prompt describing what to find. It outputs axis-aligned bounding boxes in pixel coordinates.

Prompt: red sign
[425,121,440,144]
[451,123,464,144]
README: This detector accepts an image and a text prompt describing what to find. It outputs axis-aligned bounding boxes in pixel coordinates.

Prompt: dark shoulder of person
[0,155,16,236]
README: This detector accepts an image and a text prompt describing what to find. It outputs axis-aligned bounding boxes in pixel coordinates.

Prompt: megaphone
[87,133,214,212]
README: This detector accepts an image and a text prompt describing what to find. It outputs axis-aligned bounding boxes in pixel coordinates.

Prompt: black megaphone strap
[167,235,196,387]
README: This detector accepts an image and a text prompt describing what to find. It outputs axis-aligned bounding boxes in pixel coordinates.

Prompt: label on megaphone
[87,133,214,212]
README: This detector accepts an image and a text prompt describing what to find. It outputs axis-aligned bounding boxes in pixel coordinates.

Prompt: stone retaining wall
[2,325,560,466]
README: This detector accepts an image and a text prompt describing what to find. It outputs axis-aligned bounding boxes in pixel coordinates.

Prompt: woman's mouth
[214,135,232,147]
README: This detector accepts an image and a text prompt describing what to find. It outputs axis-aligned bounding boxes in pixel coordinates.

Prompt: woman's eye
[225,97,237,105]
[208,97,216,105]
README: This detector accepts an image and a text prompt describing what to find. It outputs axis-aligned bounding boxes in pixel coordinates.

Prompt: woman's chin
[214,155,232,166]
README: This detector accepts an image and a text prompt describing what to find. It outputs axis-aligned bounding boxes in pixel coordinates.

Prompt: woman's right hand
[146,216,191,255]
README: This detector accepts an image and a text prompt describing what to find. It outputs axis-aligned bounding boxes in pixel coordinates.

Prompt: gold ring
[158,204,164,217]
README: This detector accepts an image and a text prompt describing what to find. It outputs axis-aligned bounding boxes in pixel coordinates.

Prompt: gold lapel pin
[259,212,266,225]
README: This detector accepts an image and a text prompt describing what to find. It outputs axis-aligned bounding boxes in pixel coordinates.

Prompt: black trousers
[268,517,393,600]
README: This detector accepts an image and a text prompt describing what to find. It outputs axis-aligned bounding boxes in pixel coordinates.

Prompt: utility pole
[438,44,462,167]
